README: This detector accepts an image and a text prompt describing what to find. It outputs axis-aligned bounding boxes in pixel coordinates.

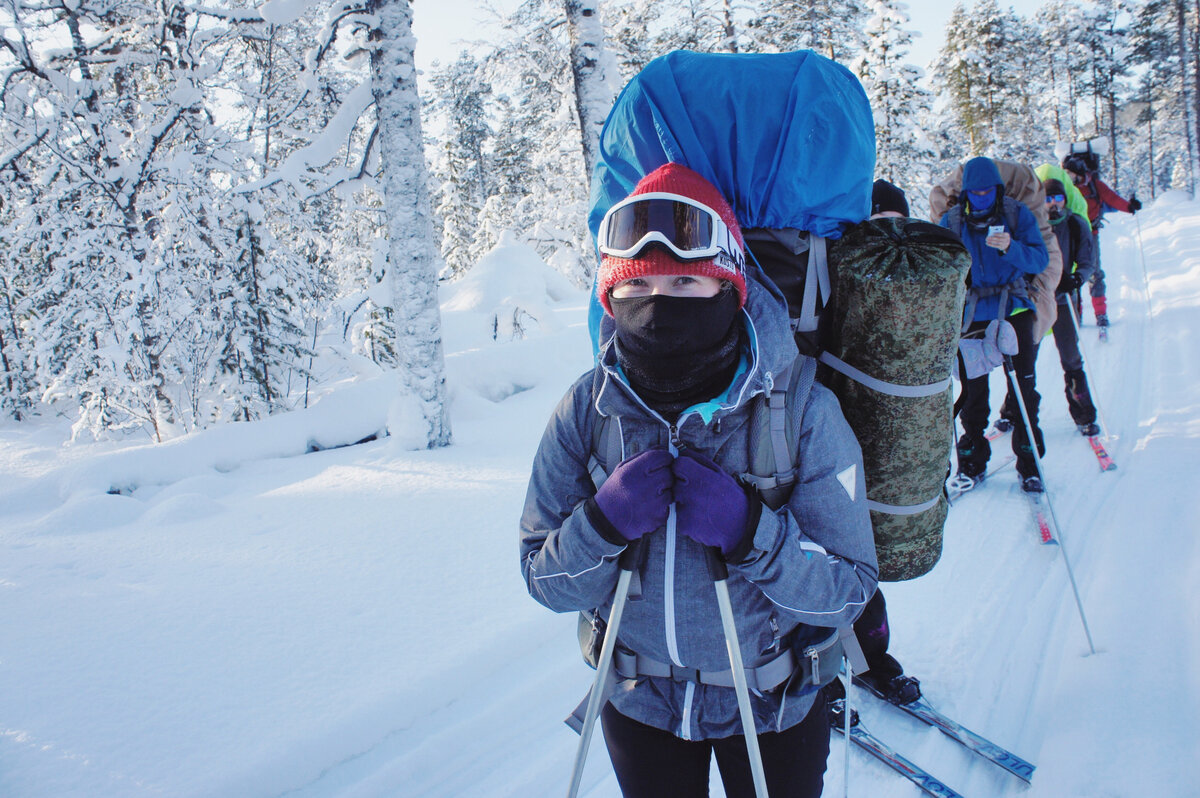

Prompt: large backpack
[588,50,969,582]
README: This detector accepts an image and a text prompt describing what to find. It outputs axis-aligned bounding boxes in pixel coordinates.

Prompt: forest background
[0,0,1193,444]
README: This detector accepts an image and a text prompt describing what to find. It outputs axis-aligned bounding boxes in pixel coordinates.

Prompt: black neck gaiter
[610,290,743,420]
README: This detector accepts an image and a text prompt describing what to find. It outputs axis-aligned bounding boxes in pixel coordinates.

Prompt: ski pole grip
[705,546,729,582]
[618,538,645,571]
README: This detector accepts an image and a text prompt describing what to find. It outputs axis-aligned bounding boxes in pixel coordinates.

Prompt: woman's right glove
[672,451,761,561]
[588,449,674,543]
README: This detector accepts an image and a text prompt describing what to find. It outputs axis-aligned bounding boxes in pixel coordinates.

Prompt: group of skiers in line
[943,150,1139,495]
[519,50,1139,798]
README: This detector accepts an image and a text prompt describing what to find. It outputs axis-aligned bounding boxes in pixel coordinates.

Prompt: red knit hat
[597,163,747,315]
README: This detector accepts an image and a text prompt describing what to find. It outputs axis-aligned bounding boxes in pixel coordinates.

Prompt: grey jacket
[519,273,878,740]
[1052,211,1097,305]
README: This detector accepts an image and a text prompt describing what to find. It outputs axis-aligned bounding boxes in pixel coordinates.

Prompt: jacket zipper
[665,420,693,739]
[665,420,683,670]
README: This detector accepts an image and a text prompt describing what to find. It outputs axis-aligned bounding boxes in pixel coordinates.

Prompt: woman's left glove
[672,451,760,560]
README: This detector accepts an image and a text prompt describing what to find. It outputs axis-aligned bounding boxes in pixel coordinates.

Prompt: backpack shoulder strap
[739,354,817,510]
[587,411,623,490]
[1002,196,1023,233]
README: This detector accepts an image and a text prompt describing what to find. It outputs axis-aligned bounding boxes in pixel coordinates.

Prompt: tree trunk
[723,0,738,52]
[565,0,617,183]
[1148,99,1157,199]
[368,0,451,448]
[1179,0,1198,194]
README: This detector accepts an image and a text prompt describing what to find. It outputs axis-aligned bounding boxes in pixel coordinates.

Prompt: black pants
[1050,298,1097,425]
[955,311,1043,479]
[601,690,830,798]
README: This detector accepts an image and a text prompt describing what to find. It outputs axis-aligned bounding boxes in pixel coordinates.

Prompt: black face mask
[1048,205,1064,221]
[609,290,742,418]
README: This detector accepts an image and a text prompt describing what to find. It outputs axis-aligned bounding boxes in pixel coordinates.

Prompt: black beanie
[1043,178,1065,196]
[871,179,910,217]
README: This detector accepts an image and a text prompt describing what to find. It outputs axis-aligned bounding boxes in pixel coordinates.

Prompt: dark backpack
[741,218,969,582]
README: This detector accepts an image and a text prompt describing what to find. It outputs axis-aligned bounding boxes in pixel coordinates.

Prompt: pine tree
[428,53,493,279]
[857,0,933,185]
[746,0,866,62]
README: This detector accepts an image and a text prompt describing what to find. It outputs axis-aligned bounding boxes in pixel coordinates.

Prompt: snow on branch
[235,79,375,197]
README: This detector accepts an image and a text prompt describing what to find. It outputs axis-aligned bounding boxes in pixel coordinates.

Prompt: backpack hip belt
[612,628,845,692]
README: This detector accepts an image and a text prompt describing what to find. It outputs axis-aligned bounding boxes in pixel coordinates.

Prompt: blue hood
[961,157,1004,193]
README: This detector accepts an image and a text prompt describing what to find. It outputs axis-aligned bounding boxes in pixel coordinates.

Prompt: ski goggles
[1045,193,1066,204]
[597,192,745,272]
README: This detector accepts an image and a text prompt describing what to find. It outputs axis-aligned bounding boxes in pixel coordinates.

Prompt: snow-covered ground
[2,197,1197,797]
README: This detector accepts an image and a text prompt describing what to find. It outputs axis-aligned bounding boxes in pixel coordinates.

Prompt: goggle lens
[1045,194,1066,204]
[602,198,715,255]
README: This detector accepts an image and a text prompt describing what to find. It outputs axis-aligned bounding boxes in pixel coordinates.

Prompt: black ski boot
[826,697,859,728]
[1021,475,1044,493]
[858,672,922,706]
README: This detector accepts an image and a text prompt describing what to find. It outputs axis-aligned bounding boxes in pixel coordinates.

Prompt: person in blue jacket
[521,163,877,797]
[940,157,1050,492]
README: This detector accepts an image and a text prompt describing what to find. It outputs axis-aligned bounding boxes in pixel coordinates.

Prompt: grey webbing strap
[840,625,869,676]
[739,355,815,497]
[867,494,942,515]
[613,647,799,692]
[796,234,830,333]
[767,361,794,489]
[817,351,952,398]
[586,414,623,490]
[962,283,1026,333]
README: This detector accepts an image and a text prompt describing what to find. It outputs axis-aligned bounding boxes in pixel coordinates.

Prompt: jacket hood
[961,157,1004,193]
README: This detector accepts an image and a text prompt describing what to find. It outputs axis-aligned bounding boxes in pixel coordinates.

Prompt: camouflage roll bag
[823,218,970,581]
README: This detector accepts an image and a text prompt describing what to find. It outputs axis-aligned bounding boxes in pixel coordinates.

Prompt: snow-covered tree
[746,0,866,61]
[564,0,620,181]
[366,0,451,447]
[857,0,933,184]
[428,53,493,279]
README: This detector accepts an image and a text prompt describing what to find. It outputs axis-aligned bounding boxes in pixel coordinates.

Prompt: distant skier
[939,157,1050,493]
[1061,150,1142,328]
[520,163,877,798]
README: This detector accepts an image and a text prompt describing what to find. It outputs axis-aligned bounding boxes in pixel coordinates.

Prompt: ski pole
[1063,298,1113,441]
[1003,356,1097,655]
[567,539,644,798]
[706,547,770,798]
[1135,215,1153,321]
[842,655,853,798]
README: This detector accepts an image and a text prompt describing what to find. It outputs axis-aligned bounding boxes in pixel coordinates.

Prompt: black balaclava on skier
[610,288,743,421]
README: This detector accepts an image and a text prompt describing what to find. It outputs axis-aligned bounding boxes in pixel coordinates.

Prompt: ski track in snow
[1,200,1198,797]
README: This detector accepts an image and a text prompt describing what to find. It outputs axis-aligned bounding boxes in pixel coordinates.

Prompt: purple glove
[672,451,755,557]
[592,449,674,542]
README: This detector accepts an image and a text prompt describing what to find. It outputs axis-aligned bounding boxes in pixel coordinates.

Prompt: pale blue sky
[411,0,1055,75]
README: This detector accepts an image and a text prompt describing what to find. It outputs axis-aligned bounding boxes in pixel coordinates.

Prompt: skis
[1023,487,1058,545]
[1098,325,1109,343]
[1086,435,1118,471]
[946,457,1015,503]
[834,721,965,798]
[858,685,1036,784]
